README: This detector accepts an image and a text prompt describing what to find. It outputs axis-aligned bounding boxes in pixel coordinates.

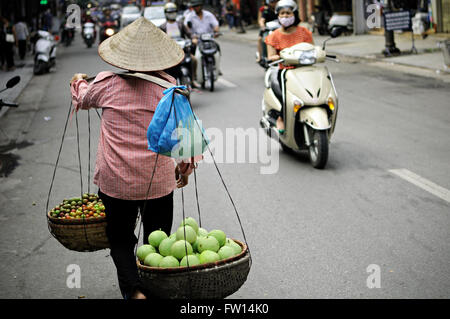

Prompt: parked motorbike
[100,21,118,43]
[0,76,20,111]
[328,13,353,35]
[82,22,96,48]
[34,30,57,75]
[61,23,75,47]
[259,27,343,169]
[257,20,281,69]
[196,32,221,92]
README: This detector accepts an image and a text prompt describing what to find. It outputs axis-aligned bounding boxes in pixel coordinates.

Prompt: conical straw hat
[98,17,184,72]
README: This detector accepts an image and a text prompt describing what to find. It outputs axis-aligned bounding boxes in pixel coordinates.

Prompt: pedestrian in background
[224,0,236,29]
[15,17,30,60]
[232,0,246,33]
[2,17,17,71]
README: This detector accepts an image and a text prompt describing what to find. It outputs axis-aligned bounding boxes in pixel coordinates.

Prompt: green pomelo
[159,256,179,268]
[225,238,242,255]
[144,253,163,267]
[192,239,199,253]
[180,255,200,267]
[136,245,156,262]
[170,240,193,260]
[197,236,220,253]
[218,245,235,260]
[208,229,226,247]
[158,237,177,257]
[197,227,208,237]
[199,250,220,264]
[176,225,197,244]
[148,230,168,248]
[180,217,199,234]
[169,233,177,239]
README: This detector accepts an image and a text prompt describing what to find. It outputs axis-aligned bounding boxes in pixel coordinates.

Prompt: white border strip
[389,169,450,203]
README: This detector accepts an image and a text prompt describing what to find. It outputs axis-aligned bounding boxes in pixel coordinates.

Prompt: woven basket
[137,239,251,299]
[47,212,110,252]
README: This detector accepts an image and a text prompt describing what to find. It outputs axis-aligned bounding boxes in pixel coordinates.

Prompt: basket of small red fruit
[47,193,110,252]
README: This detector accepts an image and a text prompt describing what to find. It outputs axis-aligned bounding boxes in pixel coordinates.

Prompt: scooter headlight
[297,49,317,65]
[105,28,115,36]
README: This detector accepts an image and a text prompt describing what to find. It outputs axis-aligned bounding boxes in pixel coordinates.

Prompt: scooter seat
[269,70,283,104]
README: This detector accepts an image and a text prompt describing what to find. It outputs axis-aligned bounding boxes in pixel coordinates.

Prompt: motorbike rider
[265,0,313,133]
[160,2,199,87]
[82,10,97,40]
[256,0,279,64]
[184,0,222,79]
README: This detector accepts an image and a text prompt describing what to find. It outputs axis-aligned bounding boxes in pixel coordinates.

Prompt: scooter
[259,27,343,169]
[328,13,352,35]
[62,23,75,47]
[257,20,281,69]
[34,30,57,75]
[99,21,118,43]
[82,22,96,48]
[0,76,20,111]
[196,32,221,92]
[173,37,194,90]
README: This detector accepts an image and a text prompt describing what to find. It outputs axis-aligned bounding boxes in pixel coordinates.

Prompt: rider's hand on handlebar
[192,37,198,45]
[268,54,280,62]
[70,73,88,85]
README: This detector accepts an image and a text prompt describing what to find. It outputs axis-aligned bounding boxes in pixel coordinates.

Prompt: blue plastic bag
[147,86,208,159]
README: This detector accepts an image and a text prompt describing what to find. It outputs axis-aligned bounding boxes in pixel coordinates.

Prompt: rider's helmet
[275,0,297,14]
[190,0,204,7]
[164,2,178,21]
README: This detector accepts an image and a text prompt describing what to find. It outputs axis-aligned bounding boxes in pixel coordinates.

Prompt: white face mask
[166,12,177,21]
[278,16,295,27]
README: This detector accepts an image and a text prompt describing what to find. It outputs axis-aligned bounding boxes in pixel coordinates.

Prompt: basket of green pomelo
[47,193,110,252]
[136,217,251,299]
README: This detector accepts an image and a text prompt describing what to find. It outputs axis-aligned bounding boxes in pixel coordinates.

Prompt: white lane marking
[217,78,237,88]
[389,169,450,203]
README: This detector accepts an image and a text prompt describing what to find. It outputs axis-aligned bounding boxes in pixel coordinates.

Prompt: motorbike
[82,22,96,48]
[172,37,194,90]
[259,27,343,169]
[0,76,20,111]
[61,23,75,47]
[100,21,118,43]
[328,13,353,35]
[196,32,221,92]
[257,20,281,69]
[34,30,57,75]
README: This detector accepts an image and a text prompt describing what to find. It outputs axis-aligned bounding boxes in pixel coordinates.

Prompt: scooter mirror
[187,21,193,29]
[6,76,21,89]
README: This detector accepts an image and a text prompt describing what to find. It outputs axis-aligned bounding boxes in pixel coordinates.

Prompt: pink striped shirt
[71,71,191,200]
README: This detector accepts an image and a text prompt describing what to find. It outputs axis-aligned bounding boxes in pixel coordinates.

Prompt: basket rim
[137,239,248,273]
[47,210,107,225]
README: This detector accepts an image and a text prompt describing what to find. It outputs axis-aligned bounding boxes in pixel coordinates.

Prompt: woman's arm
[267,44,280,61]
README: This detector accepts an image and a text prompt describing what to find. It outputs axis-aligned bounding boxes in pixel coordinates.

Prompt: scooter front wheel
[308,129,329,169]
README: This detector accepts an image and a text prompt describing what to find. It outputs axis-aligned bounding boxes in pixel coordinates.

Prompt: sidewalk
[220,25,450,81]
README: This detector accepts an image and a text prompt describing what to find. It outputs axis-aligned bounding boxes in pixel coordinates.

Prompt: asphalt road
[0,30,449,299]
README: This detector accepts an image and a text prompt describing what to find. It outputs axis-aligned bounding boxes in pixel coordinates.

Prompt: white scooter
[259,28,343,169]
[82,22,96,48]
[328,13,353,35]
[34,30,57,75]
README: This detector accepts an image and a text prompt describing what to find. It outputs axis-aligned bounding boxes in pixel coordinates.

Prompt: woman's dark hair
[293,10,301,26]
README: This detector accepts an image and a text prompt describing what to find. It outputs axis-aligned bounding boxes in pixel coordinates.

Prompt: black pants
[18,40,27,60]
[98,190,174,299]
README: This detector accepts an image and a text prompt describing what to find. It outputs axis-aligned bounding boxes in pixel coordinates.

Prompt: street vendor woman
[70,17,197,300]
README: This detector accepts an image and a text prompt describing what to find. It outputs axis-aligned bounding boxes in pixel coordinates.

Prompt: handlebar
[0,99,19,110]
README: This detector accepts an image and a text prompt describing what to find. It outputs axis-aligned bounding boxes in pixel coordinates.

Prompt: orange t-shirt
[265,26,314,69]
